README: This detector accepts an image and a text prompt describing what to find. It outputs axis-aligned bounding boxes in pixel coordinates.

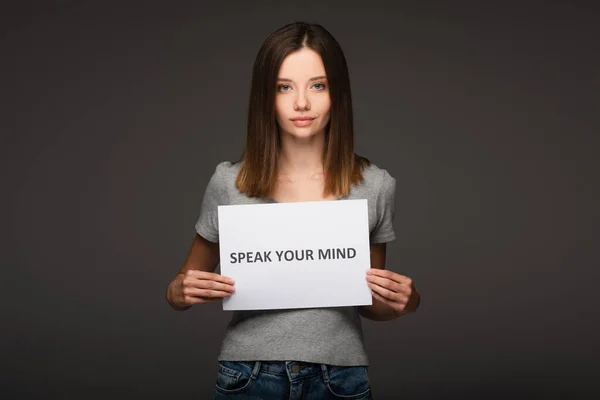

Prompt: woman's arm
[358,243,420,321]
[166,233,228,311]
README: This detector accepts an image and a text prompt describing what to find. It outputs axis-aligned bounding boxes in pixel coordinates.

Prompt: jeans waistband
[237,361,329,379]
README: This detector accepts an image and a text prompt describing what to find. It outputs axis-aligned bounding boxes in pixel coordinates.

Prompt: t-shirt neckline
[267,195,345,204]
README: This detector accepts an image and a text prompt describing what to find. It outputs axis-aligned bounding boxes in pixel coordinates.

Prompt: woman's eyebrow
[277,76,328,82]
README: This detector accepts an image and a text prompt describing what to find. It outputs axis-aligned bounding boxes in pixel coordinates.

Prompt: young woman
[166,22,420,399]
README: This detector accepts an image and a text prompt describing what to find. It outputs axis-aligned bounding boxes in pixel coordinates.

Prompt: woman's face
[275,47,331,139]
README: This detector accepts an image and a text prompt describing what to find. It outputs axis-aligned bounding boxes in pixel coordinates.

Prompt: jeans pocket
[215,361,254,394]
[325,365,371,399]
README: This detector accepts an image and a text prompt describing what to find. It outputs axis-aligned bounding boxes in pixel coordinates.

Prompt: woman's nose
[294,92,311,111]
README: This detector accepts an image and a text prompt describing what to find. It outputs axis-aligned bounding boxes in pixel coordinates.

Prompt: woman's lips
[290,117,315,127]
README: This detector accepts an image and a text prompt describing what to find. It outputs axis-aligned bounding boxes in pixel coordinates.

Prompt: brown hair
[236,22,370,198]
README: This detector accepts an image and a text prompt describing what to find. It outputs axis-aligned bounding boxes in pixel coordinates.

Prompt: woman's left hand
[366,269,420,317]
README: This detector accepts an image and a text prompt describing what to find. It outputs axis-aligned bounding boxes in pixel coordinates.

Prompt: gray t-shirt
[195,161,396,366]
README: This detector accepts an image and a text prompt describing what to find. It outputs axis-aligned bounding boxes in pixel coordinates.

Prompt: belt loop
[320,364,330,384]
[251,361,261,379]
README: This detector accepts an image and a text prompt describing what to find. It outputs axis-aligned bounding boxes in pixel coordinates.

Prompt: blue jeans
[213,360,372,399]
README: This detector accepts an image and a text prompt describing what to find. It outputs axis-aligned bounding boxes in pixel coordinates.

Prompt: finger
[184,287,234,299]
[367,281,408,304]
[183,275,235,292]
[366,274,407,295]
[366,268,409,284]
[370,288,391,306]
[371,290,407,316]
[367,268,412,286]
[184,296,222,305]
[185,279,236,293]
[186,270,235,285]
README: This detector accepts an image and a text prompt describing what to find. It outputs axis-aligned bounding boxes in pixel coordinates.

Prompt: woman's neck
[277,131,326,176]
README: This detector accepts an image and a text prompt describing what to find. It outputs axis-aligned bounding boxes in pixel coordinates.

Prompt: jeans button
[291,365,300,373]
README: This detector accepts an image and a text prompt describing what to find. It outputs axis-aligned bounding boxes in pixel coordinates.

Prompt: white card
[217,199,372,311]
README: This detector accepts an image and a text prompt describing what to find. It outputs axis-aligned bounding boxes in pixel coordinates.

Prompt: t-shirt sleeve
[370,169,396,243]
[194,163,229,243]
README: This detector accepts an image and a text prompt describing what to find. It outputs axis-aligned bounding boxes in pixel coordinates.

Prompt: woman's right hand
[170,270,235,308]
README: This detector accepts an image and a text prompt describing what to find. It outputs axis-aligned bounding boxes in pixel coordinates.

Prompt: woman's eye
[277,85,291,92]
[312,83,326,90]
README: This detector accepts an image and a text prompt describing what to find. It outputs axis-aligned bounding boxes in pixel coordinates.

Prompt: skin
[272,47,333,202]
[166,47,420,320]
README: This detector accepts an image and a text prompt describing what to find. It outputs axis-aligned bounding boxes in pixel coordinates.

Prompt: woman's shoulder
[211,160,241,181]
[359,162,396,192]
[203,161,241,199]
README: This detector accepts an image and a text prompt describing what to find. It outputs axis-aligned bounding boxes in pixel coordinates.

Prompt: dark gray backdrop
[2,1,599,399]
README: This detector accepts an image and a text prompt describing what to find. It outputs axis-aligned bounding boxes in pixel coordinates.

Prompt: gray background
[2,1,599,399]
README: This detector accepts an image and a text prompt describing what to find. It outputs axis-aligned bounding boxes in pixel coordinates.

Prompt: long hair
[236,22,370,198]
